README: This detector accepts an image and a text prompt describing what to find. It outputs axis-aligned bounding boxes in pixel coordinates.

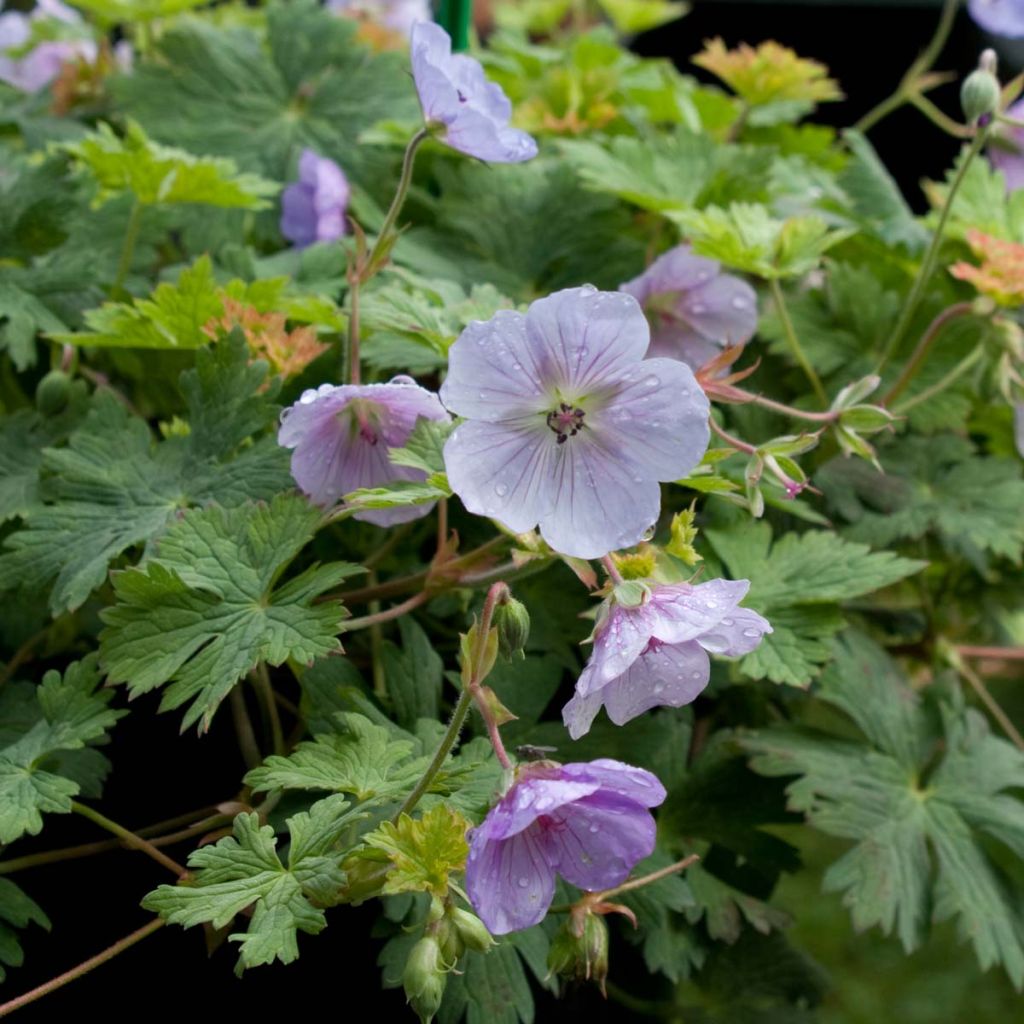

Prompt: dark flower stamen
[546,402,586,444]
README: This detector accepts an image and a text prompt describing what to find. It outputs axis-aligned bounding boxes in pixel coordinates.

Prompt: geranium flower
[562,579,771,739]
[327,0,430,40]
[619,244,758,370]
[989,98,1024,192]
[968,0,1024,38]
[0,1,96,93]
[410,21,538,164]
[441,285,710,559]
[278,376,449,526]
[465,758,666,934]
[280,150,350,249]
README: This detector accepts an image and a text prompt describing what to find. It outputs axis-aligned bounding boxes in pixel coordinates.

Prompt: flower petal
[465,825,557,934]
[648,578,753,644]
[601,639,710,727]
[561,686,606,741]
[680,274,758,347]
[546,792,657,891]
[696,606,773,656]
[558,759,667,807]
[579,602,663,688]
[479,774,601,841]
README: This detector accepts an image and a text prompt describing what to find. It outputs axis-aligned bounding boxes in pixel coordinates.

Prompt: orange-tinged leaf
[950,229,1024,306]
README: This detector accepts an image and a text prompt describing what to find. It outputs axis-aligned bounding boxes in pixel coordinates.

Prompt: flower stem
[0,918,165,1019]
[112,199,143,295]
[882,301,976,404]
[252,662,284,758]
[705,383,839,422]
[710,417,758,455]
[346,268,361,385]
[70,802,186,876]
[595,854,701,901]
[364,127,430,281]
[343,588,431,631]
[891,343,984,414]
[769,279,827,405]
[876,129,987,374]
[601,554,624,585]
[957,645,1024,661]
[230,684,263,770]
[959,659,1024,752]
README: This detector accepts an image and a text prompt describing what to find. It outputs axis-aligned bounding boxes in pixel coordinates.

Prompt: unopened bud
[493,596,530,660]
[962,51,1001,125]
[35,369,72,416]
[403,935,447,1024]
[450,907,494,953]
[547,914,610,994]
[336,853,389,905]
[612,579,650,608]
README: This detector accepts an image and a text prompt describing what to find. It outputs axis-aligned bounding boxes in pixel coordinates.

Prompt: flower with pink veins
[440,285,710,560]
[278,375,449,526]
[562,578,772,739]
[465,758,666,934]
[619,244,758,371]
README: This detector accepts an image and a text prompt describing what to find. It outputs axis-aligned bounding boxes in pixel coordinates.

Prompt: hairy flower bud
[962,50,1001,125]
[403,935,447,1024]
[493,596,530,660]
[35,369,72,416]
[547,914,610,993]
[450,907,495,953]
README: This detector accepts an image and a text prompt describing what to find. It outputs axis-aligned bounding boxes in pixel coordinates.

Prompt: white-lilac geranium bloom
[969,0,1024,38]
[280,150,350,249]
[278,376,449,526]
[0,0,96,93]
[562,579,772,739]
[410,21,538,164]
[441,286,711,560]
[619,244,758,371]
[327,0,430,39]
[465,758,666,934]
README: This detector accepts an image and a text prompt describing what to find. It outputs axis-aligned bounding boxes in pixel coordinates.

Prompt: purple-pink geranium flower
[0,0,96,93]
[327,0,430,39]
[968,0,1024,38]
[441,285,710,560]
[562,579,771,739]
[278,375,449,526]
[410,21,538,164]
[619,245,758,371]
[280,150,350,249]
[465,758,666,934]
[989,98,1024,193]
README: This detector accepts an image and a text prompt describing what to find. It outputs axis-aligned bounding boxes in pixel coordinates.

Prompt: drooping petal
[477,774,600,842]
[695,606,773,656]
[442,418,558,534]
[465,825,557,934]
[578,602,664,689]
[648,578,753,645]
[596,356,710,482]
[620,246,720,303]
[561,686,607,741]
[443,108,538,163]
[545,792,658,891]
[600,640,710,727]
[523,287,651,398]
[681,274,758,347]
[557,759,667,808]
[968,0,1024,38]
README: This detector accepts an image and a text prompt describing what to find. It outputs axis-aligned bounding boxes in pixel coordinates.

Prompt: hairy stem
[601,554,624,585]
[891,343,984,413]
[70,802,186,877]
[346,269,361,385]
[343,588,431,631]
[112,199,143,295]
[769,279,827,404]
[959,660,1024,752]
[957,645,1024,661]
[876,129,987,374]
[706,384,840,422]
[0,918,165,1018]
[253,662,284,758]
[710,417,758,455]
[882,302,976,404]
[596,854,701,900]
[230,684,263,770]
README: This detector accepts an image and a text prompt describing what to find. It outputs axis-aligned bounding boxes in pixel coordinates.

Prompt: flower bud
[403,935,447,1024]
[962,51,1001,125]
[493,596,530,661]
[336,853,390,905]
[612,579,650,608]
[450,907,494,953]
[35,369,72,416]
[547,914,610,994]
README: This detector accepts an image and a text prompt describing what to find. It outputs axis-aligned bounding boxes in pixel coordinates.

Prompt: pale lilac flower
[327,0,430,38]
[441,286,710,559]
[0,1,95,93]
[619,245,758,371]
[969,0,1024,38]
[562,579,771,739]
[989,98,1024,192]
[280,150,350,248]
[465,758,666,934]
[410,21,537,164]
[278,376,449,526]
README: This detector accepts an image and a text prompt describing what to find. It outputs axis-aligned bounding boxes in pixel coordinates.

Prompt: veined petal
[601,640,710,727]
[581,603,663,688]
[557,759,667,808]
[465,826,556,934]
[478,774,600,841]
[649,578,753,644]
[681,274,758,347]
[696,606,773,656]
[561,686,607,741]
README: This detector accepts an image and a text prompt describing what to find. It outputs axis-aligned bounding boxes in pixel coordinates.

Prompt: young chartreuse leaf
[596,0,688,34]
[0,336,291,614]
[0,654,126,844]
[743,631,1024,988]
[67,0,210,23]
[0,878,50,983]
[245,712,428,805]
[143,795,359,973]
[99,495,361,732]
[65,121,277,210]
[704,521,925,686]
[363,804,471,899]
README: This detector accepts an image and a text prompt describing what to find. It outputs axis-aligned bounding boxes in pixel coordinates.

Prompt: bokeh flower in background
[280,150,350,249]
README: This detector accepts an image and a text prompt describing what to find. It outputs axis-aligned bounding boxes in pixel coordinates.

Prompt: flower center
[341,399,381,445]
[546,402,586,445]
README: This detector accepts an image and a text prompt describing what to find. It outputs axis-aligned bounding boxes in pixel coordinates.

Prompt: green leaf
[117,1,417,183]
[671,203,853,278]
[381,617,443,730]
[0,336,291,613]
[65,121,277,209]
[245,712,428,804]
[364,804,470,898]
[343,477,452,513]
[68,0,210,23]
[596,0,688,34]
[924,148,1024,243]
[705,521,925,685]
[388,418,455,479]
[742,631,1024,987]
[143,796,357,972]
[99,495,359,731]
[0,276,70,371]
[0,878,50,984]
[0,655,126,844]
[49,256,222,350]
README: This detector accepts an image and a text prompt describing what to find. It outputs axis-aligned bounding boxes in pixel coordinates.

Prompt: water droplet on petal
[721,617,734,626]
[517,877,530,888]
[731,296,747,310]
[642,374,660,390]
[742,627,762,638]
[495,482,509,498]
[690,303,707,315]
[589,823,600,833]
[691,670,703,680]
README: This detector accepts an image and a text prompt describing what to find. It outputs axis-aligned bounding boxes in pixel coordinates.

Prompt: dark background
[3,2,1005,1020]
